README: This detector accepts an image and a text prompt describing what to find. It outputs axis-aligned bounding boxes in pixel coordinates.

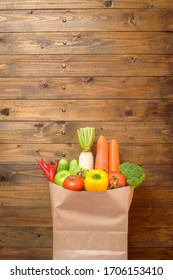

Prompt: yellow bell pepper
[85,169,109,192]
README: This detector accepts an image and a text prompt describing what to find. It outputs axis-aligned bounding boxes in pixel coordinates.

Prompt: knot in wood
[84,77,94,84]
[0,174,7,182]
[129,15,136,25]
[104,0,113,8]
[35,123,44,128]
[124,109,134,117]
[131,56,138,63]
[1,108,10,116]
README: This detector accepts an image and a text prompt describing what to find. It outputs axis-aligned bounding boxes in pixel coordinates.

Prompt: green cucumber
[69,159,81,174]
[57,158,69,172]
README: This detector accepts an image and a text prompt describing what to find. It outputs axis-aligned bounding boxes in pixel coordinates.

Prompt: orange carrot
[109,139,120,172]
[95,135,109,171]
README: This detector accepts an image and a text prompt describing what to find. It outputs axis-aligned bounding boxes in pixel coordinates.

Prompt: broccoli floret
[118,162,146,188]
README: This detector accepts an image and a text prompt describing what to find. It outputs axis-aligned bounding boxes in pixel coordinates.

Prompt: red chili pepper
[47,163,54,182]
[36,159,52,182]
[41,159,49,171]
[53,160,59,180]
[36,159,49,176]
[44,171,54,182]
[36,159,58,183]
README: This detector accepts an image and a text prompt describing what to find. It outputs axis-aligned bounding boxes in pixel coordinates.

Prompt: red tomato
[108,171,126,189]
[63,175,84,191]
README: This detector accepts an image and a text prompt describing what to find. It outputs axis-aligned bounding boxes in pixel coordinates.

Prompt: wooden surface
[1,32,173,55]
[0,9,173,32]
[0,0,173,260]
[0,0,173,9]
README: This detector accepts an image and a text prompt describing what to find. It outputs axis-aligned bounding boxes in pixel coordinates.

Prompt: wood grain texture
[0,227,53,248]
[0,77,172,100]
[0,143,172,165]
[129,227,173,247]
[1,32,173,55]
[0,121,172,144]
[129,207,173,228]
[0,9,173,32]
[128,248,173,260]
[0,206,52,227]
[0,55,172,77]
[0,0,173,9]
[0,1,173,9]
[0,100,172,121]
[0,247,52,260]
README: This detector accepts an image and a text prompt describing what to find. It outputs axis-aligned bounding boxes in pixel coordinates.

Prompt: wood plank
[129,207,173,228]
[128,248,173,260]
[1,32,173,55]
[0,164,172,189]
[0,100,172,122]
[0,0,173,9]
[0,1,173,9]
[0,246,172,260]
[0,121,172,144]
[0,54,172,77]
[0,164,45,187]
[0,9,173,32]
[0,227,52,248]
[0,207,52,227]
[129,227,173,248]
[0,187,51,207]
[0,77,172,100]
[0,206,172,227]
[0,143,172,165]
[0,247,52,260]
[132,189,173,208]
[0,226,172,248]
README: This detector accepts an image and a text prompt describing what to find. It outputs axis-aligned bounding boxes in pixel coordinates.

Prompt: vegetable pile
[36,127,146,192]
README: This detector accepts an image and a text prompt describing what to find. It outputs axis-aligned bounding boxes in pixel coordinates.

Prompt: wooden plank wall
[0,0,173,260]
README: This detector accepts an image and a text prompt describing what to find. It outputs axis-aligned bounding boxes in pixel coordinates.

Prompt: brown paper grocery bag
[49,182,134,260]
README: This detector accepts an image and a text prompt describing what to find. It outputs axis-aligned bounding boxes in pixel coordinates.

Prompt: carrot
[109,139,120,172]
[95,135,109,171]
